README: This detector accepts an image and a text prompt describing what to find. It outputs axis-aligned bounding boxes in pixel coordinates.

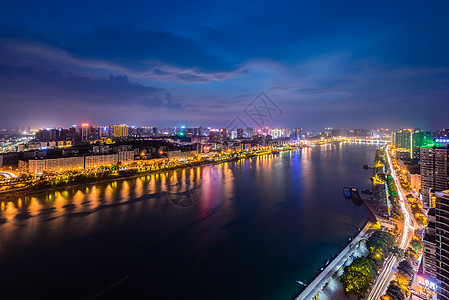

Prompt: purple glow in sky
[1,0,449,130]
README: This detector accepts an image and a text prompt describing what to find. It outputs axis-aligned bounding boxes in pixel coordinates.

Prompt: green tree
[410,239,422,252]
[341,257,377,297]
[366,231,395,256]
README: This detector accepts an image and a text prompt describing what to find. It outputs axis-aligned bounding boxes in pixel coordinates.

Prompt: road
[365,144,415,300]
[0,171,17,179]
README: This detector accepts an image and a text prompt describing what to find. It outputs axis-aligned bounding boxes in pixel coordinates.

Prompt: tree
[410,238,422,252]
[394,273,411,298]
[341,257,377,297]
[366,231,395,256]
[385,282,405,300]
[397,260,414,280]
[391,246,404,260]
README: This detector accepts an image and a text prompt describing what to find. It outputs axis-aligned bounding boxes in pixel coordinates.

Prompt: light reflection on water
[0,144,377,300]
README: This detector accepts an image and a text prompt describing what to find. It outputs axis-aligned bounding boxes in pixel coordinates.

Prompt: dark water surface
[0,143,377,299]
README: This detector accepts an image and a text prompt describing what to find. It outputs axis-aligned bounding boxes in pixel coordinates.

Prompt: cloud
[0,64,184,107]
[0,27,245,83]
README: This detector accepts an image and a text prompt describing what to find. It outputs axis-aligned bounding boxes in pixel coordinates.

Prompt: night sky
[1,1,449,130]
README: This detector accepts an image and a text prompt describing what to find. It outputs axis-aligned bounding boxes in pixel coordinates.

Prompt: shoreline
[295,220,373,300]
[0,148,296,202]
[295,144,380,299]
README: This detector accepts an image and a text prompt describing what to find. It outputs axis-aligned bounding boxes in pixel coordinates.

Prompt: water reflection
[0,143,378,300]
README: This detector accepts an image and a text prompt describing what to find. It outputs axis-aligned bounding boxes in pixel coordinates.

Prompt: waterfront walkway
[296,222,374,300]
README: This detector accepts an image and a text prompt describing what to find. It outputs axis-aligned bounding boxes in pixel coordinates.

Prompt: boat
[362,164,369,169]
[296,280,308,287]
[272,150,280,154]
[350,188,363,205]
[343,187,352,199]
[361,189,372,194]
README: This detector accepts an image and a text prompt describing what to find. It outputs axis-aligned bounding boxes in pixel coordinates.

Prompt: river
[0,142,378,299]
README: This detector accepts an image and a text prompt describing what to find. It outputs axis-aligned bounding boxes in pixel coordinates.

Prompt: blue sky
[1,0,449,130]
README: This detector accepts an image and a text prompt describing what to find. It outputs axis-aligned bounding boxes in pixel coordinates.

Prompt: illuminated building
[270,129,282,139]
[247,127,256,138]
[237,128,244,139]
[118,150,135,164]
[393,128,412,150]
[81,123,91,141]
[410,129,432,159]
[113,124,129,138]
[28,157,84,174]
[292,128,303,139]
[209,130,224,144]
[84,154,118,169]
[423,208,437,280]
[435,190,449,300]
[167,150,196,160]
[421,146,449,206]
[436,129,449,139]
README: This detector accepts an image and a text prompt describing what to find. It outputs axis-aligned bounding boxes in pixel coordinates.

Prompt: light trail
[365,144,414,300]
[0,171,17,179]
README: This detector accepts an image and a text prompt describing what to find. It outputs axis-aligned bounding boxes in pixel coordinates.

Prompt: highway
[0,171,17,179]
[365,144,415,300]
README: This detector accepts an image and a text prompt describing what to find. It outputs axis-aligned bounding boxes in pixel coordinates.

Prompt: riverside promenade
[296,221,375,300]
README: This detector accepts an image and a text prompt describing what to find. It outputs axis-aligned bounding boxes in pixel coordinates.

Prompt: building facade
[84,154,118,169]
[113,124,129,138]
[118,150,135,164]
[435,191,449,300]
[28,156,84,174]
[423,208,438,280]
[393,129,412,150]
[421,146,448,206]
[411,130,432,160]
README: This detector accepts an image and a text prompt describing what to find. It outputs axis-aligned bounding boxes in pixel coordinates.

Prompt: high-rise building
[393,129,412,150]
[270,129,282,139]
[421,146,449,206]
[81,123,91,141]
[434,190,449,300]
[436,129,449,139]
[411,129,432,160]
[209,130,224,144]
[247,127,256,138]
[292,128,303,139]
[113,124,129,138]
[237,128,244,139]
[423,208,437,280]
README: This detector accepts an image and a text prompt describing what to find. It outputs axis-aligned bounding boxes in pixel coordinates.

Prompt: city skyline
[2,1,449,299]
[1,1,449,129]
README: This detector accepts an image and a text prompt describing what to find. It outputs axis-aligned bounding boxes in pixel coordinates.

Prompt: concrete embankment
[295,221,374,300]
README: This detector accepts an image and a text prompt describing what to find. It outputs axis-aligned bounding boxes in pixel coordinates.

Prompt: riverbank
[0,148,295,202]
[0,142,378,300]
[296,221,375,300]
